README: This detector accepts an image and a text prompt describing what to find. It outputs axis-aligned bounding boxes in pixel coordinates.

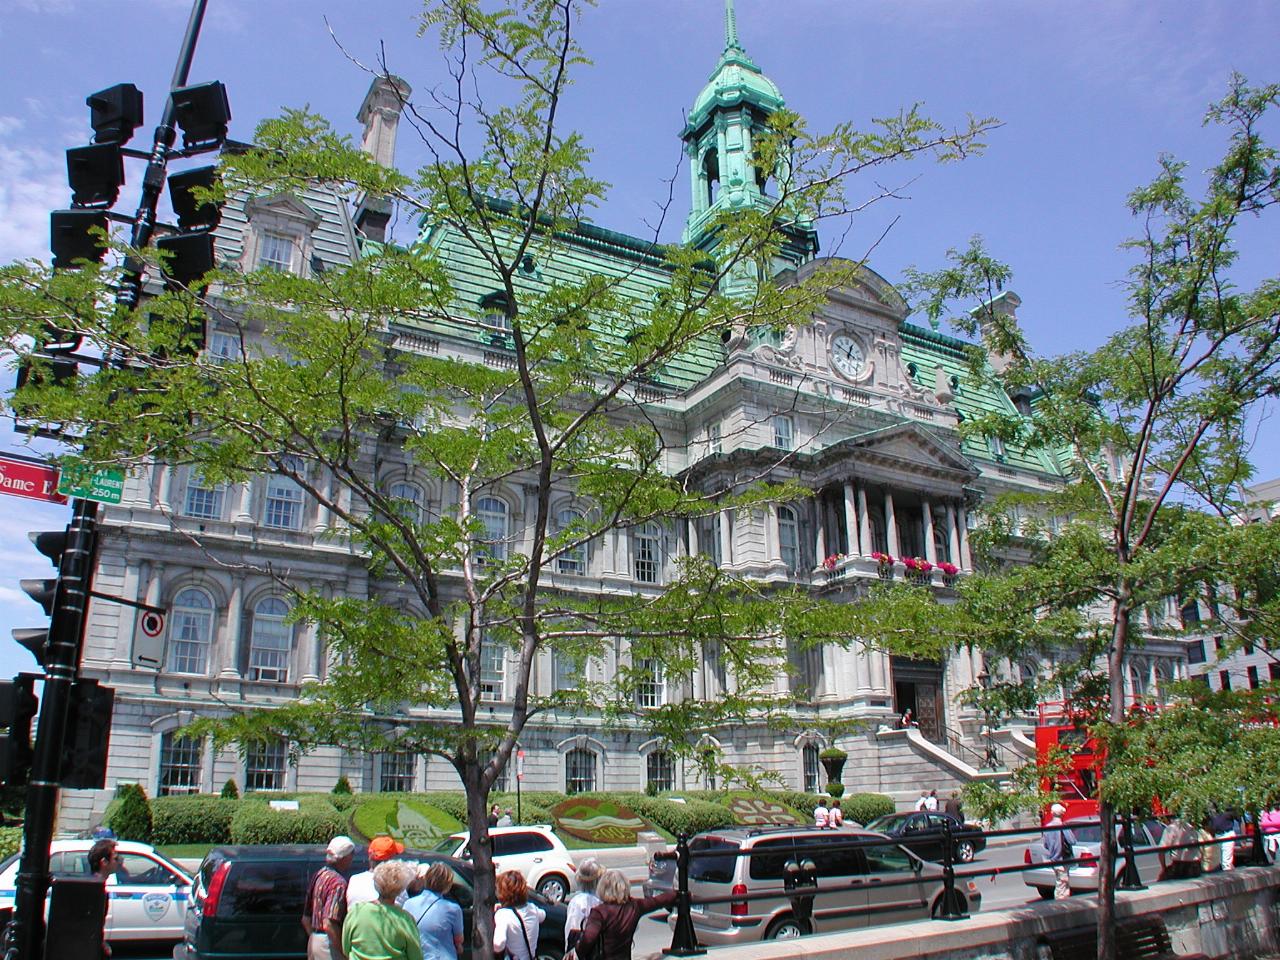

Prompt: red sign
[0,455,67,504]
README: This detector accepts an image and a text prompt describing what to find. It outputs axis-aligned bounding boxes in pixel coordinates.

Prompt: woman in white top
[493,871,545,960]
[564,858,602,951]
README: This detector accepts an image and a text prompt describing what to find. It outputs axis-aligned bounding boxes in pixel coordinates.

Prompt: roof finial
[724,0,742,52]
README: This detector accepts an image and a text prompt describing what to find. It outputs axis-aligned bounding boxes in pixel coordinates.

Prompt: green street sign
[57,466,125,505]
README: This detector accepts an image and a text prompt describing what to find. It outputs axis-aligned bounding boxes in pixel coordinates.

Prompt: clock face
[831,334,865,378]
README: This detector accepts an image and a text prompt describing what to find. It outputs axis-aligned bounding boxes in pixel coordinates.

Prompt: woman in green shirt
[343,861,424,960]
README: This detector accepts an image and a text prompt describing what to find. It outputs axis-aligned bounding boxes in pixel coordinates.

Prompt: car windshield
[1066,822,1103,844]
[433,837,461,854]
[865,815,903,832]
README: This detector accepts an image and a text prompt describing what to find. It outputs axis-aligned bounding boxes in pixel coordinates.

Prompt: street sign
[0,455,67,505]
[517,748,525,781]
[57,465,125,505]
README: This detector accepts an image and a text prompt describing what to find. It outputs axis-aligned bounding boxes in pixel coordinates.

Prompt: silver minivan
[675,826,981,944]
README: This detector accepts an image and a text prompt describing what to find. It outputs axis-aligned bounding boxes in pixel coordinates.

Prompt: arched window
[263,457,305,530]
[777,505,800,573]
[168,588,213,675]
[565,748,597,794]
[388,481,424,525]
[646,751,675,793]
[479,292,512,330]
[248,597,292,683]
[475,496,509,564]
[158,731,202,795]
[555,508,587,575]
[632,523,662,584]
[802,743,820,794]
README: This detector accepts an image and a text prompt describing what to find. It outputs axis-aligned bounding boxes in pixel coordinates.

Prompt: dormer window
[258,233,295,273]
[479,292,512,330]
[242,194,323,279]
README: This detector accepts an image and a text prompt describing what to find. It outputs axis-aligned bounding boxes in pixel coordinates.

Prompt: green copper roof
[685,0,784,135]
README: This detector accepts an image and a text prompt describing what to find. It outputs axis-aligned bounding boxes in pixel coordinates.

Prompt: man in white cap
[303,835,355,960]
[1041,803,1077,900]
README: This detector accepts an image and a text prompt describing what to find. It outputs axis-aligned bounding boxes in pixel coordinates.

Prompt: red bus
[1035,701,1102,820]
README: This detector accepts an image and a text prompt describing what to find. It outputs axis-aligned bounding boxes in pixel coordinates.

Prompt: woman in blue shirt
[404,863,465,960]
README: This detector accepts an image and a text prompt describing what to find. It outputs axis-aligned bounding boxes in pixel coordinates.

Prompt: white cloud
[0,134,66,265]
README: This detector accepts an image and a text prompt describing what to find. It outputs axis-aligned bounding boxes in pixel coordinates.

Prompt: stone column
[957,504,972,571]
[719,509,733,567]
[155,465,173,512]
[690,145,705,217]
[814,496,827,563]
[923,501,937,564]
[853,640,873,694]
[884,491,899,557]
[687,517,700,558]
[767,506,782,564]
[219,575,245,679]
[313,469,331,534]
[856,485,870,556]
[946,503,960,565]
[236,482,254,523]
[843,483,859,556]
[300,581,321,684]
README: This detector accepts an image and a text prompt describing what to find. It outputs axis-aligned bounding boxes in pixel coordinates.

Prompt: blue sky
[0,0,1277,679]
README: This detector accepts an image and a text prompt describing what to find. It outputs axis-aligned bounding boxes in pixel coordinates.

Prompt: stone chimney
[354,74,412,242]
[971,290,1021,376]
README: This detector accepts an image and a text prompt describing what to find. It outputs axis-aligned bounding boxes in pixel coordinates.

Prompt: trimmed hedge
[840,793,895,825]
[151,796,238,845]
[606,793,733,837]
[427,792,555,828]
[229,796,345,845]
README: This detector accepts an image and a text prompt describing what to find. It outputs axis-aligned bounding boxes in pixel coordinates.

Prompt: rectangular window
[1219,670,1231,691]
[802,744,820,794]
[698,514,721,567]
[480,641,505,701]
[633,526,662,584]
[183,473,224,520]
[1248,666,1260,690]
[207,330,241,365]
[1187,639,1206,664]
[245,739,287,791]
[379,752,416,793]
[646,751,675,793]
[158,732,202,796]
[989,435,1006,461]
[1271,662,1280,683]
[636,658,665,709]
[263,472,304,530]
[258,233,294,273]
[772,415,793,451]
[553,651,582,692]
[708,423,722,455]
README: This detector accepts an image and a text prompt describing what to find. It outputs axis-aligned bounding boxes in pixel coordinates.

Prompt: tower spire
[724,0,743,53]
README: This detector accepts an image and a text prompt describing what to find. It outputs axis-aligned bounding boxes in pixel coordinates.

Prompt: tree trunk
[464,759,497,958]
[1097,601,1130,960]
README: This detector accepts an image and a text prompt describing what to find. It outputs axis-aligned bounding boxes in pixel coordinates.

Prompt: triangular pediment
[837,422,978,478]
[244,193,323,227]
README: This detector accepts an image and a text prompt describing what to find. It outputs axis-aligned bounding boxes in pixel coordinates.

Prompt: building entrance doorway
[892,657,945,743]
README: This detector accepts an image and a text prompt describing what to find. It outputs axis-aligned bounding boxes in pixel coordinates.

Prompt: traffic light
[12,530,69,667]
[171,81,230,149]
[50,209,110,269]
[65,142,125,208]
[62,679,114,790]
[0,676,39,785]
[86,83,143,145]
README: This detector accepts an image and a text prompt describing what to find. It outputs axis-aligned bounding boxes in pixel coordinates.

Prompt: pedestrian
[1041,803,1077,900]
[1157,815,1202,881]
[813,796,829,827]
[914,791,929,812]
[564,857,603,951]
[488,804,501,828]
[1210,808,1237,871]
[898,708,914,729]
[574,869,677,960]
[497,808,515,827]
[924,790,939,812]
[343,861,423,960]
[404,862,464,960]
[493,871,545,960]
[830,799,845,828]
[88,838,117,958]
[349,835,408,906]
[304,836,356,960]
[1261,807,1280,859]
[1199,818,1221,872]
[944,791,963,820]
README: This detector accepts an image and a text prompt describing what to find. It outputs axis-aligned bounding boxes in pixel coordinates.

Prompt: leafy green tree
[859,75,1280,960]
[0,1,992,950]
[107,783,153,843]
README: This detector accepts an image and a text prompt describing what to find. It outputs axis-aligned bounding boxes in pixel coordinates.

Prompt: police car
[0,839,193,944]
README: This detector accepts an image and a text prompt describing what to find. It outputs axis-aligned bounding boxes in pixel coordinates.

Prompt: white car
[433,825,577,902]
[0,839,193,944]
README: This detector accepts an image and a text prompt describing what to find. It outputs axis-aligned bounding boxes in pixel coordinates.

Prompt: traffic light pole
[6,3,211,957]
[6,500,98,960]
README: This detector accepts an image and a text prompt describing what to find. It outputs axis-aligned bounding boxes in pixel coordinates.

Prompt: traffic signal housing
[63,679,113,790]
[0,676,39,785]
[13,530,69,667]
[86,83,143,145]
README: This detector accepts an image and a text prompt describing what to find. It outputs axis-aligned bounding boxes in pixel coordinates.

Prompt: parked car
[180,844,567,960]
[863,812,987,863]
[1022,817,1162,898]
[0,839,192,946]
[432,825,576,902]
[670,825,981,944]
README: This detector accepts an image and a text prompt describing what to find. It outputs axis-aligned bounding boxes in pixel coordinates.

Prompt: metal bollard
[1117,812,1146,890]
[783,857,817,932]
[936,816,968,919]
[664,833,705,957]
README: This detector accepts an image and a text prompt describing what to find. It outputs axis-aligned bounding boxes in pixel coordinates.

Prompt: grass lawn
[158,843,215,862]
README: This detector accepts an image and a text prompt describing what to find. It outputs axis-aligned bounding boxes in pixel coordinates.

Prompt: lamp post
[975,669,1000,771]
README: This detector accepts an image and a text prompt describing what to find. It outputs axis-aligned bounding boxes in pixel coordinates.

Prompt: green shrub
[106,783,153,843]
[332,776,352,795]
[221,779,239,799]
[0,826,21,860]
[150,796,238,845]
[329,792,360,812]
[608,794,733,837]
[826,783,845,799]
[229,796,345,845]
[840,793,894,826]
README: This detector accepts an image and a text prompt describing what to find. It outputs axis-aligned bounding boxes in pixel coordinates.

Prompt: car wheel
[956,840,976,863]
[1035,886,1054,901]
[931,893,967,918]
[765,916,809,940]
[536,874,570,903]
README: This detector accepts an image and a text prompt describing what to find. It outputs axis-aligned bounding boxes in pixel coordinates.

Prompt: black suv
[179,845,566,960]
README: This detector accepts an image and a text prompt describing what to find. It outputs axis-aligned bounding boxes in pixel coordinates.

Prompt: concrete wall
[711,866,1280,960]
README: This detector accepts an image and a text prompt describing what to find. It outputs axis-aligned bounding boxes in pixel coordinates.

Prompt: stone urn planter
[819,747,847,792]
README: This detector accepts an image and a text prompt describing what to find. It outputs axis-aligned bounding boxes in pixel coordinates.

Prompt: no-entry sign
[0,454,67,505]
